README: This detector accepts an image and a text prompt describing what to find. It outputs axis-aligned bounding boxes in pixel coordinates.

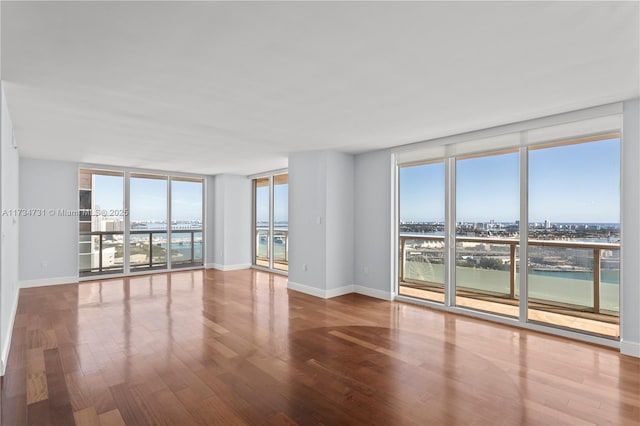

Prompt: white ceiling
[1,1,638,175]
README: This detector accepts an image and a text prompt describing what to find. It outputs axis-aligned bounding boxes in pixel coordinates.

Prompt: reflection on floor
[399,284,619,338]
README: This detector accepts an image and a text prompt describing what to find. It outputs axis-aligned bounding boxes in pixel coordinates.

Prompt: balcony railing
[79,229,203,276]
[399,234,620,315]
[255,228,289,268]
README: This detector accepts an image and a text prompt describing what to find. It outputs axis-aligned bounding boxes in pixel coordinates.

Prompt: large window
[79,169,204,277]
[255,177,270,267]
[455,151,519,318]
[528,138,620,336]
[79,169,125,275]
[171,178,204,267]
[398,161,445,303]
[253,172,288,272]
[396,120,621,340]
[130,174,168,271]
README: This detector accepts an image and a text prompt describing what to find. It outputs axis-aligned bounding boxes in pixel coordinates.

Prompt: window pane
[78,169,124,276]
[398,162,445,303]
[273,174,288,271]
[455,151,519,318]
[528,138,620,338]
[171,179,203,267]
[130,175,167,270]
[254,177,270,267]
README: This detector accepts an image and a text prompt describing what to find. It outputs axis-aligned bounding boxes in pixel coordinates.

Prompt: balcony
[399,234,620,338]
[255,228,289,271]
[79,229,203,276]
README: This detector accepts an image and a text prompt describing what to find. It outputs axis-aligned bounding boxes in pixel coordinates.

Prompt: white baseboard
[208,263,251,272]
[287,281,328,298]
[354,285,393,301]
[1,289,19,376]
[288,281,394,300]
[289,281,353,299]
[326,285,355,298]
[20,276,78,289]
[621,340,640,358]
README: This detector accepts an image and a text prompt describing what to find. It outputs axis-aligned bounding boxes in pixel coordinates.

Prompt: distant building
[104,220,124,232]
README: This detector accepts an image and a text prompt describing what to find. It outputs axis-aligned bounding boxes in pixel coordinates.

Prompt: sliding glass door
[254,177,270,268]
[455,151,519,318]
[79,169,204,276]
[171,178,204,268]
[79,169,125,276]
[253,172,288,272]
[398,161,445,303]
[273,174,289,271]
[528,138,620,337]
[129,174,168,271]
[397,132,621,339]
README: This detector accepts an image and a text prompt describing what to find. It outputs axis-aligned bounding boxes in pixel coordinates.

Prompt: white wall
[288,150,355,298]
[205,175,216,266]
[621,99,640,357]
[212,175,225,267]
[325,151,355,291]
[353,149,393,300]
[223,174,252,268]
[1,83,20,374]
[209,174,251,270]
[19,158,78,286]
[288,151,327,293]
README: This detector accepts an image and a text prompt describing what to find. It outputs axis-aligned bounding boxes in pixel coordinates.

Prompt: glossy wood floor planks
[1,269,638,425]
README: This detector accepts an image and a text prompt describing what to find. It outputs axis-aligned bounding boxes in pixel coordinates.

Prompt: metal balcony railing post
[593,248,600,314]
[190,231,194,263]
[99,234,103,272]
[149,232,153,268]
[400,237,407,282]
[509,243,516,299]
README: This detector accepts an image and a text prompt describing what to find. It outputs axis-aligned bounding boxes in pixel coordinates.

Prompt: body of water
[530,269,619,284]
[128,231,203,262]
[403,262,620,312]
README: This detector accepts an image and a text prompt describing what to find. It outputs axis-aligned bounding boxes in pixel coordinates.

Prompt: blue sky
[400,138,620,223]
[256,183,288,224]
[93,176,203,222]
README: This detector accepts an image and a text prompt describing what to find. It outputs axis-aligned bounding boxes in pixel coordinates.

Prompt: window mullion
[444,157,456,307]
[269,175,274,270]
[124,171,131,274]
[167,176,172,270]
[519,140,529,323]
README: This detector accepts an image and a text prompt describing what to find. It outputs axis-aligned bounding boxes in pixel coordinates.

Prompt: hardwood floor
[2,269,638,425]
